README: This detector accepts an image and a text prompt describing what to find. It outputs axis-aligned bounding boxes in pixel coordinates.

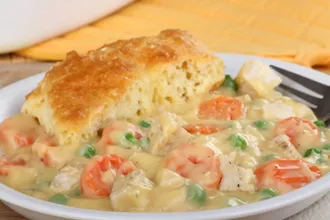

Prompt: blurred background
[1,0,330,83]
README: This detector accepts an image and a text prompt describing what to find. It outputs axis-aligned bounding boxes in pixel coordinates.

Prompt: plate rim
[0,53,329,220]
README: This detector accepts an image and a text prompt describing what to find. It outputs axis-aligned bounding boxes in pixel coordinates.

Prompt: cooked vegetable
[49,193,69,205]
[255,159,322,193]
[314,120,326,128]
[187,184,207,206]
[254,120,268,130]
[229,134,247,150]
[304,148,322,158]
[78,144,96,159]
[124,132,137,145]
[198,96,244,120]
[220,75,237,91]
[139,120,151,128]
[97,121,144,148]
[110,169,153,211]
[2,58,330,213]
[183,124,224,135]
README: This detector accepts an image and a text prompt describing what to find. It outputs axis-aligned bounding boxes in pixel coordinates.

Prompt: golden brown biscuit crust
[23,29,222,143]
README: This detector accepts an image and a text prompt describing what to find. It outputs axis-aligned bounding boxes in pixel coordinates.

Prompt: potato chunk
[151,186,188,212]
[155,168,185,189]
[3,167,37,190]
[110,169,153,211]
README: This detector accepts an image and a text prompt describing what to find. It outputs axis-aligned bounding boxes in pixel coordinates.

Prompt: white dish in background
[0,53,329,220]
[0,0,134,53]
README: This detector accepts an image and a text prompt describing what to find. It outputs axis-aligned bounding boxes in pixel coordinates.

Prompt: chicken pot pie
[0,30,329,212]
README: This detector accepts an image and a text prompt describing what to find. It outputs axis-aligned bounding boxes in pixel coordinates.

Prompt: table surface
[0,54,329,220]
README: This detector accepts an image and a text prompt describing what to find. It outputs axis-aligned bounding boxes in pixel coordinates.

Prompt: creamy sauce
[0,80,329,212]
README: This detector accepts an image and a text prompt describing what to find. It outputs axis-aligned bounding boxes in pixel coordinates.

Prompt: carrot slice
[198,96,244,120]
[255,159,321,193]
[183,124,225,135]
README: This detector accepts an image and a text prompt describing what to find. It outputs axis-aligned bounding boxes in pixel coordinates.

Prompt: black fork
[270,65,330,124]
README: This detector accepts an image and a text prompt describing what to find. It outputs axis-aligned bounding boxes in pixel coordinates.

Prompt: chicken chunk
[50,165,83,193]
[262,103,295,120]
[226,151,258,169]
[219,154,256,192]
[110,169,153,211]
[235,60,282,98]
[148,111,192,155]
[267,135,302,159]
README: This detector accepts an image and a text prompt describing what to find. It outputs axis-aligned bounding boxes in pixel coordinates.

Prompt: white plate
[0,53,329,220]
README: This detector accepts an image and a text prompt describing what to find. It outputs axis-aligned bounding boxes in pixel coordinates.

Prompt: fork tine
[270,65,327,95]
[279,83,320,106]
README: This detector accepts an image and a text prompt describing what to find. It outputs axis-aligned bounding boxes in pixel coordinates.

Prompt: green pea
[78,144,96,159]
[187,184,207,206]
[261,188,277,200]
[124,132,137,145]
[229,134,247,150]
[314,120,326,128]
[139,120,151,128]
[262,154,279,162]
[323,144,330,150]
[254,120,269,130]
[221,75,237,91]
[138,137,150,150]
[49,193,69,205]
[304,148,322,157]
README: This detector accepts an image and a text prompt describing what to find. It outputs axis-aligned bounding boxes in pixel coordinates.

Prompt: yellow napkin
[16,0,330,69]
